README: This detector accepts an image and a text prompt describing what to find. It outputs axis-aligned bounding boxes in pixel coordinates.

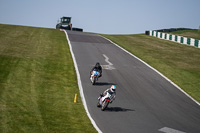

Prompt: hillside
[1,23,199,132]
[0,24,96,133]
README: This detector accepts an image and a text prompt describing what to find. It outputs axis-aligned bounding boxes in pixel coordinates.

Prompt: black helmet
[96,62,100,67]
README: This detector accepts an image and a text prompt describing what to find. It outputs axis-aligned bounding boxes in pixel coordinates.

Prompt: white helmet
[110,85,116,92]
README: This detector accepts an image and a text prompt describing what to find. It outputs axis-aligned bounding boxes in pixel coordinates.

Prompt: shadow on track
[105,107,135,112]
[94,82,116,86]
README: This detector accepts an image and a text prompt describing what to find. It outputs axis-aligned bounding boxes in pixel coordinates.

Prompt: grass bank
[0,24,96,133]
[102,34,200,103]
[170,30,200,40]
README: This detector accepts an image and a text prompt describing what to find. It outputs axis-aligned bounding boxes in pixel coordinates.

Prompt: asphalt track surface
[66,30,200,133]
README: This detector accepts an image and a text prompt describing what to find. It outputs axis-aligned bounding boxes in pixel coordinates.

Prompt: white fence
[149,31,200,48]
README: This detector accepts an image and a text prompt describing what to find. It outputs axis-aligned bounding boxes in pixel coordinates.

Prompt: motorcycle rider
[90,62,102,78]
[102,85,116,103]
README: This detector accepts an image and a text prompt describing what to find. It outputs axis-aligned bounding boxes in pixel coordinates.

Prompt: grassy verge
[170,30,200,40]
[102,34,200,103]
[0,24,96,133]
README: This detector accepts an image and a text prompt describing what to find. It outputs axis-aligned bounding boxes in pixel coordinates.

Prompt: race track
[66,30,200,133]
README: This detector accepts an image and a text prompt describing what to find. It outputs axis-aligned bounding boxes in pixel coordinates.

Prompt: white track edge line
[101,35,200,106]
[64,30,102,133]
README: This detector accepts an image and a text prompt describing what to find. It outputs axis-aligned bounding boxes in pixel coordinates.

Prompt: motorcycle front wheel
[92,77,96,85]
[101,100,109,111]
[97,101,101,107]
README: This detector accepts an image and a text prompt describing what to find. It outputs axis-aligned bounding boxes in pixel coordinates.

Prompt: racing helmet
[110,85,116,92]
[96,62,100,67]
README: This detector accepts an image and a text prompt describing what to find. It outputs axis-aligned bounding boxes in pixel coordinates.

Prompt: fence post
[160,32,162,38]
[181,37,184,43]
[177,36,181,43]
[183,37,187,45]
[172,35,175,41]
[194,39,198,47]
[158,32,160,38]
[150,30,152,36]
[162,33,165,39]
[169,34,172,40]
[199,40,200,48]
[187,38,191,45]
[190,39,195,46]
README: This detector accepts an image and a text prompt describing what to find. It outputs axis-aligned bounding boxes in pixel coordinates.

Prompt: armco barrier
[149,30,200,48]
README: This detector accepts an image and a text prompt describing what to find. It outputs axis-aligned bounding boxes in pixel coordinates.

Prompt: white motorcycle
[90,70,100,85]
[97,91,114,111]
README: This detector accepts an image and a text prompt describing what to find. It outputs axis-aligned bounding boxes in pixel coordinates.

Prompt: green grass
[102,34,200,103]
[170,30,200,40]
[0,24,96,133]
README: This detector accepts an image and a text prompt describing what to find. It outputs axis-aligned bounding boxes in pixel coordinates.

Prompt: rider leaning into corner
[102,85,116,103]
[90,62,102,77]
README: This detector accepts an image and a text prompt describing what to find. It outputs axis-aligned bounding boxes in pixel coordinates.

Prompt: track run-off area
[64,30,200,133]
